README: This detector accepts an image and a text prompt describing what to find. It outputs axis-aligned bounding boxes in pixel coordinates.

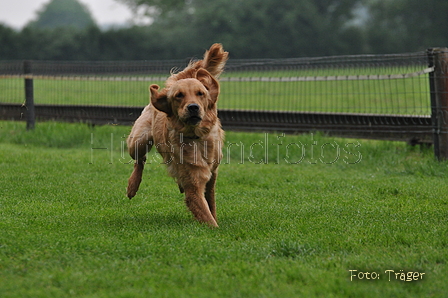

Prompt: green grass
[0,120,447,297]
[1,66,431,115]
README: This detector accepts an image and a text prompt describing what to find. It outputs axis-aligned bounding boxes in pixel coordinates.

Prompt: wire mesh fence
[0,51,432,115]
[2,49,448,160]
[0,60,187,107]
[223,52,432,115]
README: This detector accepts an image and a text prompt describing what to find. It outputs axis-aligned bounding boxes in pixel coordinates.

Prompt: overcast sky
[0,0,135,29]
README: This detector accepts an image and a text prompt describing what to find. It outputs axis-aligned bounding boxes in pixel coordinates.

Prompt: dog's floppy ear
[150,84,172,116]
[196,69,220,103]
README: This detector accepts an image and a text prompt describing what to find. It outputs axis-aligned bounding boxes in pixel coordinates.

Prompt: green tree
[0,24,21,59]
[116,0,185,19]
[362,0,448,53]
[27,0,97,30]
[117,0,364,58]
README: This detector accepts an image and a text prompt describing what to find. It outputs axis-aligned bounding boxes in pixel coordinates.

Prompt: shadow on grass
[270,241,318,259]
[99,211,198,231]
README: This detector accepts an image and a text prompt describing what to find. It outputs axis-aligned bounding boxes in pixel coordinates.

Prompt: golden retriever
[126,44,228,227]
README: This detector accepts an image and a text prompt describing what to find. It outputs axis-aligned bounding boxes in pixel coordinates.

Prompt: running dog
[126,44,228,227]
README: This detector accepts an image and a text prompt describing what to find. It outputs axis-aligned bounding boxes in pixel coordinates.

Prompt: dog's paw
[127,188,137,199]
[127,178,140,199]
[205,219,219,228]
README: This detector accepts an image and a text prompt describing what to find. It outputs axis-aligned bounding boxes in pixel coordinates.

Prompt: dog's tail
[191,43,228,78]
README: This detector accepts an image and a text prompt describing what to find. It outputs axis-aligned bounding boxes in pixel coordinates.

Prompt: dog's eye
[196,91,204,96]
[175,92,184,99]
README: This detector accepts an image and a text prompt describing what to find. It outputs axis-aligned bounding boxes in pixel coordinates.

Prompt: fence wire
[0,51,431,116]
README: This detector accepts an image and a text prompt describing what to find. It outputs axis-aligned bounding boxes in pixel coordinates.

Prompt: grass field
[0,120,447,297]
[0,66,431,115]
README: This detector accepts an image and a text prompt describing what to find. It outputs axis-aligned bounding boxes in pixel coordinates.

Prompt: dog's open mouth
[186,116,202,125]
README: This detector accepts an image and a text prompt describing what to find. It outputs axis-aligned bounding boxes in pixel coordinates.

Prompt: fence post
[427,48,448,160]
[24,60,35,130]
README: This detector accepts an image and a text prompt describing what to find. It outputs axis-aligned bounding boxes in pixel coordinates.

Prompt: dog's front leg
[126,130,153,199]
[127,156,146,199]
[184,184,218,228]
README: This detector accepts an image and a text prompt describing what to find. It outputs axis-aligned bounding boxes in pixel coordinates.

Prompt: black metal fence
[1,48,448,159]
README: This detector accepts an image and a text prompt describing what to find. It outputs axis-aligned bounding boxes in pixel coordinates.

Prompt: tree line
[1,0,447,61]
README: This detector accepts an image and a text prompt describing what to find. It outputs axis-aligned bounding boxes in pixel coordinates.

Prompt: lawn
[0,120,446,297]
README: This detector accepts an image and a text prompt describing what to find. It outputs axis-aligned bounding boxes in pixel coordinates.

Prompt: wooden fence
[1,48,448,159]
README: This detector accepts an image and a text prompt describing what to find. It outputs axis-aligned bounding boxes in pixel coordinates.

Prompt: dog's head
[149,69,220,127]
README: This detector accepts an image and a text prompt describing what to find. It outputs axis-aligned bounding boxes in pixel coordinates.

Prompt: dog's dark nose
[187,104,200,113]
